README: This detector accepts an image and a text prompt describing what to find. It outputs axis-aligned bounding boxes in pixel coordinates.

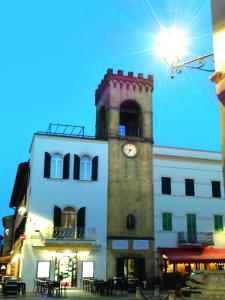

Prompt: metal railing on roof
[38,123,85,138]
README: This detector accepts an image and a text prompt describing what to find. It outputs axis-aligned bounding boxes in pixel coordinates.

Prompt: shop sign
[112,240,128,250]
[133,240,149,250]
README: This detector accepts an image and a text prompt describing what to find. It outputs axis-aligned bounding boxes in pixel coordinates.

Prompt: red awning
[158,247,225,263]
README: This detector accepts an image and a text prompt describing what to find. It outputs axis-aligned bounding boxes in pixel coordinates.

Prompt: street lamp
[156,28,214,78]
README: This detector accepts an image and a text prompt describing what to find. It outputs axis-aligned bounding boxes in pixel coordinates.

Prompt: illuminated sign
[82,261,94,278]
[36,261,51,279]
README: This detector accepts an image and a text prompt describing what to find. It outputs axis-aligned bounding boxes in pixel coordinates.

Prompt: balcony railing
[178,231,214,246]
[44,227,96,241]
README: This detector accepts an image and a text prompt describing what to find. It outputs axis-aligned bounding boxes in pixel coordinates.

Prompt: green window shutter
[214,215,223,232]
[187,214,196,243]
[162,213,172,231]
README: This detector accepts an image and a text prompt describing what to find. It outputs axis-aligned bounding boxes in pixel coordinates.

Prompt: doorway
[116,257,145,279]
[55,255,77,287]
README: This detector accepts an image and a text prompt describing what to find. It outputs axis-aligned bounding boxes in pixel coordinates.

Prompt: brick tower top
[95,68,153,105]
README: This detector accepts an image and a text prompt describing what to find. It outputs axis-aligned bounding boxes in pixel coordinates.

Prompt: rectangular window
[161,177,171,195]
[185,179,195,196]
[82,261,94,278]
[36,261,51,279]
[214,215,223,232]
[80,157,92,180]
[212,181,221,198]
[162,213,172,231]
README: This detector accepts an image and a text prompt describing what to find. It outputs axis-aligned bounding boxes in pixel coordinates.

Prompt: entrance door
[187,214,196,243]
[55,255,77,287]
[116,257,145,280]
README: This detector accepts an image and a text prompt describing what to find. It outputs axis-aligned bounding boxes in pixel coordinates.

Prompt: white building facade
[17,132,108,291]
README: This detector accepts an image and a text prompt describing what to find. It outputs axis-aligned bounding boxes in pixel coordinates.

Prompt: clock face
[123,143,137,158]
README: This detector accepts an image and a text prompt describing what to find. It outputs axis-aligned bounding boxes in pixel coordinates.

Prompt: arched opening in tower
[119,100,142,137]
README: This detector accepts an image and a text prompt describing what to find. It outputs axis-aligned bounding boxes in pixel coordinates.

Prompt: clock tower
[95,69,154,280]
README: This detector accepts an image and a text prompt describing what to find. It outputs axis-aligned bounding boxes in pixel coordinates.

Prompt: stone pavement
[0,289,135,299]
[0,289,179,300]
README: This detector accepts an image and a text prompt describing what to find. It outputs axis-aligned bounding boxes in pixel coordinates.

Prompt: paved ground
[0,289,179,299]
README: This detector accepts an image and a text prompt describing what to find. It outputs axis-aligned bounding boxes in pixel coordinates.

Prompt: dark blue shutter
[162,177,171,194]
[44,152,51,178]
[63,153,70,179]
[77,207,85,228]
[54,206,62,228]
[73,155,80,180]
[92,156,98,181]
[77,207,85,239]
[185,179,195,196]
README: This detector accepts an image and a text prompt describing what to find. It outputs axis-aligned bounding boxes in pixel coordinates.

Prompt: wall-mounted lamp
[18,206,27,216]
[5,228,10,236]
[156,28,214,78]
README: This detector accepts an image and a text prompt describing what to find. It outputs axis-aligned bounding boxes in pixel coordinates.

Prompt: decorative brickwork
[95,68,153,105]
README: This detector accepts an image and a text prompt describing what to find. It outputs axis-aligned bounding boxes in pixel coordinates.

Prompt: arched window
[127,214,135,230]
[119,100,142,137]
[61,207,75,229]
[51,153,63,178]
[53,205,86,239]
[80,155,92,180]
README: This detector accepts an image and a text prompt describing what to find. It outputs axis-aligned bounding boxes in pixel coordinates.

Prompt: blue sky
[0,0,220,235]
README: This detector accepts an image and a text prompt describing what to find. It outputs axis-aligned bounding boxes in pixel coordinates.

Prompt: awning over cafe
[158,247,225,263]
